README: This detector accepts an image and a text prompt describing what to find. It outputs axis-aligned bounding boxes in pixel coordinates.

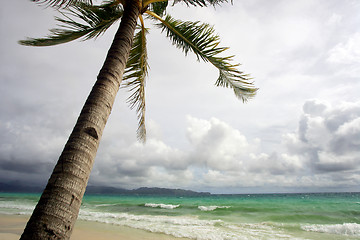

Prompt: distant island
[0,181,211,197]
[85,186,211,196]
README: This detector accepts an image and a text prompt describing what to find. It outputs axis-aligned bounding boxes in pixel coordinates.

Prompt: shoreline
[0,214,189,240]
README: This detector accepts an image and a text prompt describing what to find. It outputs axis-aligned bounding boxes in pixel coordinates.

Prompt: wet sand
[0,214,189,240]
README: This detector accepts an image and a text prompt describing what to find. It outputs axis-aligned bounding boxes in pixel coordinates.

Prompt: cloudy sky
[1,0,359,194]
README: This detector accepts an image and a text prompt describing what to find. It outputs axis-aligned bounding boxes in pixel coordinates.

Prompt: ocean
[0,192,359,239]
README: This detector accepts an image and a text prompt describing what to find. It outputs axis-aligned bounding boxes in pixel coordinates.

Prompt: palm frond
[149,1,168,17]
[172,0,231,7]
[30,0,93,8]
[19,1,123,46]
[148,12,257,102]
[122,20,149,142]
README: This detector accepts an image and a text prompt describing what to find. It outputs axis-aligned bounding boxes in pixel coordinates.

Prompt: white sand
[0,214,189,240]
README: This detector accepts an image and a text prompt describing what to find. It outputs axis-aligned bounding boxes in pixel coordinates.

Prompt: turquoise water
[1,192,359,239]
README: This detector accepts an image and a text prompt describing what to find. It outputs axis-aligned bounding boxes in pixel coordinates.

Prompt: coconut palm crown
[21,0,257,142]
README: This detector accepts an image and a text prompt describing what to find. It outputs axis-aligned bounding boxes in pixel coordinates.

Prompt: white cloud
[327,33,360,64]
[186,116,254,171]
[336,117,360,136]
[327,13,343,26]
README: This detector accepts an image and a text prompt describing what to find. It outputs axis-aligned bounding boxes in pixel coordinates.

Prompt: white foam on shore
[301,223,360,236]
[0,201,35,215]
[78,209,302,240]
[198,206,231,211]
[94,203,118,207]
[144,203,180,209]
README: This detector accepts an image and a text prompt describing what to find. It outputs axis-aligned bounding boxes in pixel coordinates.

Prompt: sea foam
[144,203,180,209]
[301,223,360,236]
[78,208,299,240]
[0,201,35,215]
[198,205,231,211]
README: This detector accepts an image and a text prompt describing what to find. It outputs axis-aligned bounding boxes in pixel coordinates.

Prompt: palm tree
[20,0,258,239]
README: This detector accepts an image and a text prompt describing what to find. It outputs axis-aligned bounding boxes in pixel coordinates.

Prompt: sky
[0,0,360,194]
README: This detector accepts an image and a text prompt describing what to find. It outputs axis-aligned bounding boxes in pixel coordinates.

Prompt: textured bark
[20,1,140,239]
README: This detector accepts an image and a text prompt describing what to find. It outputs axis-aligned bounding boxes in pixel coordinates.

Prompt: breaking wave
[301,223,360,236]
[78,209,301,240]
[198,205,231,211]
[144,203,180,209]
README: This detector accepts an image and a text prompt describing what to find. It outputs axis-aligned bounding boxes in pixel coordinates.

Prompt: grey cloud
[298,116,309,143]
[325,104,360,132]
[286,100,360,175]
[0,101,70,183]
[330,134,360,155]
[266,153,297,175]
[248,152,304,176]
[303,100,328,116]
[0,159,53,174]
[90,138,190,188]
[315,162,356,173]
[108,159,149,178]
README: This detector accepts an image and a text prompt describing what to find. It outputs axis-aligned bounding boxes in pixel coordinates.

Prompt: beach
[0,214,189,240]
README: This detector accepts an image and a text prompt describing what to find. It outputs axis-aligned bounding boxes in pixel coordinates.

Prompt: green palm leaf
[149,1,168,17]
[30,0,93,8]
[173,0,231,7]
[122,24,149,142]
[19,1,123,46]
[148,12,257,102]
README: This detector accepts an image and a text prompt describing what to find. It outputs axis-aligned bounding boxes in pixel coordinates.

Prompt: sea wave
[0,201,35,216]
[144,203,180,209]
[301,223,360,236]
[94,203,118,207]
[0,201,35,211]
[198,205,231,211]
[78,209,301,240]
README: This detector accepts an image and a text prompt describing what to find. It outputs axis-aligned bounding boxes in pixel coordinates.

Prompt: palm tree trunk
[20,1,140,239]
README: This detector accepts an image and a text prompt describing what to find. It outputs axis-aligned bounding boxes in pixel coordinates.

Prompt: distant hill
[0,181,211,196]
[85,186,211,196]
[0,181,44,193]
